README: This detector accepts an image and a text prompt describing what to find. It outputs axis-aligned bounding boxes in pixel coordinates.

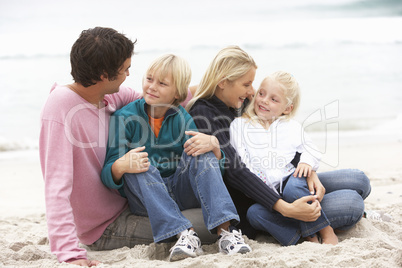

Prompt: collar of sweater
[139,98,179,119]
[207,95,248,119]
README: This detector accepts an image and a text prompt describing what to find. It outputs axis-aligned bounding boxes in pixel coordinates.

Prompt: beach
[1,129,401,267]
[1,0,402,267]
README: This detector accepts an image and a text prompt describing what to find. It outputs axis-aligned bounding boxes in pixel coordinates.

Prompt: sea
[1,0,402,154]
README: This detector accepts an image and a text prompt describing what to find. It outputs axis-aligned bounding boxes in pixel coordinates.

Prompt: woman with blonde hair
[187,46,371,244]
[186,46,256,112]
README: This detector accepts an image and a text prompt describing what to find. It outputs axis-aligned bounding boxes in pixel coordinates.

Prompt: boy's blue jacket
[101,98,225,195]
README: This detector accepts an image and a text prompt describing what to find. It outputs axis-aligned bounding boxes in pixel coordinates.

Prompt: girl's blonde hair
[244,71,300,124]
[186,46,257,111]
[145,54,191,106]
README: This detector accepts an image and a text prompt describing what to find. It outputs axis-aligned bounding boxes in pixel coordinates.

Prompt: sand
[1,130,401,267]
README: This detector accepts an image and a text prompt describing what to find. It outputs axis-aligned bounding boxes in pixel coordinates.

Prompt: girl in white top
[229,71,338,244]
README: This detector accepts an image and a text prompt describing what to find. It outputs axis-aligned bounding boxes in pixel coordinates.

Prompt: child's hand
[111,146,150,183]
[122,146,150,173]
[294,163,312,178]
[306,171,325,202]
[184,131,222,159]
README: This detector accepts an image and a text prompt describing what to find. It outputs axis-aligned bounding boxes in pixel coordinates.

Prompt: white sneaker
[169,229,203,262]
[364,210,392,222]
[218,227,251,255]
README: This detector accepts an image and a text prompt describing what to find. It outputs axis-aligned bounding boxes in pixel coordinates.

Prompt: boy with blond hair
[102,54,251,261]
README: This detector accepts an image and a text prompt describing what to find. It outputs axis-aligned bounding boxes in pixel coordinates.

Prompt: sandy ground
[0,131,401,267]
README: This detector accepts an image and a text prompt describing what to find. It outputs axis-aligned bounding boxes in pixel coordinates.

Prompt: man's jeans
[87,207,217,259]
[123,151,239,242]
[247,169,371,246]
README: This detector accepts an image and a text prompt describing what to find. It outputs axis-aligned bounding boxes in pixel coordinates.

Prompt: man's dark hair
[70,27,136,87]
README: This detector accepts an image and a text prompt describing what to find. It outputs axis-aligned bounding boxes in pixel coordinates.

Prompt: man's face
[104,58,132,94]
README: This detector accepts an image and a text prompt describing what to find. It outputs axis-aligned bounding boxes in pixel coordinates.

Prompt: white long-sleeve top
[229,117,321,194]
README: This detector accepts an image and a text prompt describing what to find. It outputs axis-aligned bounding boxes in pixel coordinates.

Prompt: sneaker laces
[169,230,201,252]
[219,228,245,245]
[218,227,251,255]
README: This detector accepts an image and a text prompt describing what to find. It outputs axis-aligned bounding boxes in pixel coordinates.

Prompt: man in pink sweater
[39,27,144,266]
[40,27,209,266]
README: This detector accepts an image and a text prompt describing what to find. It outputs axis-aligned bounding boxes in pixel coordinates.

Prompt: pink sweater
[39,84,141,262]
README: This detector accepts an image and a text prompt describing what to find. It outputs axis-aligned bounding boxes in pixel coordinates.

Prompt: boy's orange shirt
[149,115,164,138]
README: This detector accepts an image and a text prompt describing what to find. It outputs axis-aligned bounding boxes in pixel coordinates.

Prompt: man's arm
[39,120,88,263]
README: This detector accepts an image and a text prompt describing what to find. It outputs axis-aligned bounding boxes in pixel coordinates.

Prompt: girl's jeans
[123,151,239,242]
[247,169,371,246]
[282,175,331,238]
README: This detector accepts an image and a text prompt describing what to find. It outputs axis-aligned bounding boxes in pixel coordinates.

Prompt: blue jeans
[282,175,330,238]
[247,169,371,246]
[123,151,239,243]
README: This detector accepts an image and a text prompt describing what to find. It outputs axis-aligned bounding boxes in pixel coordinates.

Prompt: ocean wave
[299,0,402,17]
[303,114,402,133]
[0,137,38,152]
[373,113,402,132]
[2,0,402,60]
[2,40,401,61]
[0,53,69,61]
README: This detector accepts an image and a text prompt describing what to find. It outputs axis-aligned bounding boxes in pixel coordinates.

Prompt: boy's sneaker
[218,226,251,255]
[364,210,392,222]
[169,229,203,262]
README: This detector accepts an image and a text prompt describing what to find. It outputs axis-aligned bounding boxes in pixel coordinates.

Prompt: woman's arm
[273,196,321,222]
